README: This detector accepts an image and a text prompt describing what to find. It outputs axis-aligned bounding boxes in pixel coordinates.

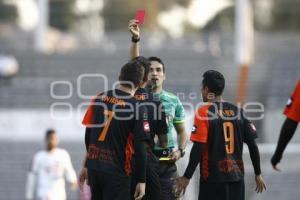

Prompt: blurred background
[0,0,299,199]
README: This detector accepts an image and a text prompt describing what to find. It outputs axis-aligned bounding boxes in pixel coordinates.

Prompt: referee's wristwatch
[179,148,185,157]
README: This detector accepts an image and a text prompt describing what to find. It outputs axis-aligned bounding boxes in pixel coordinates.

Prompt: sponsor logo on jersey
[192,125,197,134]
[143,112,148,120]
[143,122,150,132]
[250,123,256,132]
[286,98,293,107]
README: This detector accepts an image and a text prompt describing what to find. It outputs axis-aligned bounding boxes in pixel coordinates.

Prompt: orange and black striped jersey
[82,89,148,178]
[284,80,300,122]
[191,102,257,182]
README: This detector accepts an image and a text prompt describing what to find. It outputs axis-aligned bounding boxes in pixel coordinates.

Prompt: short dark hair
[148,56,165,72]
[119,60,144,88]
[131,56,150,82]
[45,129,56,139]
[202,70,225,96]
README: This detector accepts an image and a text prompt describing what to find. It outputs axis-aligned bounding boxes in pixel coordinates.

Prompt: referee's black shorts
[88,168,131,200]
[198,179,245,200]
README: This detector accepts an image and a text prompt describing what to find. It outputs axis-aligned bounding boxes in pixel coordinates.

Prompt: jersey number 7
[98,110,114,141]
[223,122,235,154]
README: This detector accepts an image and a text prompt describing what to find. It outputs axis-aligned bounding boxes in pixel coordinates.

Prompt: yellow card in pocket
[159,157,171,161]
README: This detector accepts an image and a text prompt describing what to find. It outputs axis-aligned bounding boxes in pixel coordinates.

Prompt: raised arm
[128,19,140,59]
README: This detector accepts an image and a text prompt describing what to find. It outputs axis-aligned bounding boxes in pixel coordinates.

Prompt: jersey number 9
[223,122,235,154]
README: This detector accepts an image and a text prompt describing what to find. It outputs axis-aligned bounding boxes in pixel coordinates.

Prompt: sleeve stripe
[173,120,185,124]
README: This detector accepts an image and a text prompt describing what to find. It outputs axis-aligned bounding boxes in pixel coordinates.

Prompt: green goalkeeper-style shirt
[153,90,185,150]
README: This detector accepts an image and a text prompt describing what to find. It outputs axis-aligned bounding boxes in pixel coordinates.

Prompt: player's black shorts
[158,162,179,200]
[198,179,245,200]
[88,168,131,200]
[131,150,161,200]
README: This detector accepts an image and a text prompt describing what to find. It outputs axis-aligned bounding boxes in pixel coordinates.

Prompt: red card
[135,10,146,25]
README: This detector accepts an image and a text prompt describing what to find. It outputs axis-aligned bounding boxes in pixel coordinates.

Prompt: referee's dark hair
[119,60,144,88]
[202,70,225,96]
[131,56,150,82]
[45,129,56,139]
[148,56,165,73]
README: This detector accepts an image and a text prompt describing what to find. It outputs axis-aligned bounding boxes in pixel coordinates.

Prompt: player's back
[83,89,146,177]
[195,102,250,182]
[134,87,167,149]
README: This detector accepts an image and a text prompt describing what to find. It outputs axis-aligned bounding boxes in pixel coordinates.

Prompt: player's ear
[138,81,143,88]
[204,86,209,94]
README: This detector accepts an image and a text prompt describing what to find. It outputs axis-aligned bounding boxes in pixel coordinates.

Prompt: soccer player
[129,20,188,200]
[176,70,266,200]
[271,80,300,170]
[25,129,77,200]
[130,56,168,200]
[81,60,147,200]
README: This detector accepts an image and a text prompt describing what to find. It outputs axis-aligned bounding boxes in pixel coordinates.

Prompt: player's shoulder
[294,80,300,97]
[33,150,47,161]
[56,148,70,156]
[160,90,175,98]
[34,150,44,157]
[197,103,213,113]
[221,101,240,110]
[92,91,105,99]
[134,88,150,102]
[161,90,181,103]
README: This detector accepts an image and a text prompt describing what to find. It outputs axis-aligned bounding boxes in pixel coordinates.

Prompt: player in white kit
[25,129,77,200]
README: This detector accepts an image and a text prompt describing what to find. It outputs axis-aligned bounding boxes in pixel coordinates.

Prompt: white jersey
[25,148,77,200]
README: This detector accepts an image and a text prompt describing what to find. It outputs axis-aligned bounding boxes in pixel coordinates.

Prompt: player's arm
[175,142,204,196]
[184,142,204,178]
[80,101,94,190]
[78,154,88,191]
[245,139,266,193]
[170,99,188,161]
[175,122,188,149]
[244,118,266,193]
[64,151,78,190]
[25,154,39,200]
[245,139,261,175]
[133,106,147,200]
[154,100,168,148]
[176,107,208,195]
[79,127,95,191]
[169,123,187,161]
[128,19,140,59]
[271,117,298,170]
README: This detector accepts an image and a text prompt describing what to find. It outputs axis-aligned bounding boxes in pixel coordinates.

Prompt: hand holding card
[135,10,146,26]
